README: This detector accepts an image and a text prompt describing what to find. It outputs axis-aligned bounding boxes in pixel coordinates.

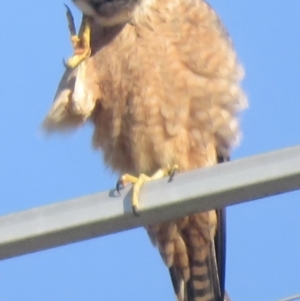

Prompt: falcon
[43,0,247,300]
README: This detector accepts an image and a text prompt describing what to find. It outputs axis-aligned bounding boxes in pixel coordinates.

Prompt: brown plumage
[43,0,247,300]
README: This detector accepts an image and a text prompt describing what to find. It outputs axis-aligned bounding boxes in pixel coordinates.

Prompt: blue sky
[1,1,300,300]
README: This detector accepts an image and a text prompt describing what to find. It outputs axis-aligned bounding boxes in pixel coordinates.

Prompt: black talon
[62,58,68,69]
[132,205,140,217]
[168,167,178,182]
[116,179,123,194]
[64,3,76,36]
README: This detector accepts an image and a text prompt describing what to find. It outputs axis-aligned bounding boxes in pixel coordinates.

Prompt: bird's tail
[169,212,223,301]
[148,210,227,301]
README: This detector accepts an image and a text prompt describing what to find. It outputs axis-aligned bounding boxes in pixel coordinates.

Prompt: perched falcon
[43,0,247,300]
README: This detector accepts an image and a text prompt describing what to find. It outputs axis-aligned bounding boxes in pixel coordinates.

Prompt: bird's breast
[88,4,245,175]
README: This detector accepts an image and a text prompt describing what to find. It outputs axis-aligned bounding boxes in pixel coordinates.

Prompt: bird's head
[73,0,141,26]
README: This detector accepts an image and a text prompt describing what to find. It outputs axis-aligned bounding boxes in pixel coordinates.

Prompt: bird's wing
[43,58,98,132]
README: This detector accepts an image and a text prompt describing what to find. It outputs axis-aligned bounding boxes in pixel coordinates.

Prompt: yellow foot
[64,5,91,69]
[116,165,179,216]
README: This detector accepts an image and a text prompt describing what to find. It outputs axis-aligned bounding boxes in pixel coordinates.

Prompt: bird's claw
[168,164,179,182]
[116,174,140,215]
[116,178,125,194]
[116,180,122,194]
[64,5,92,69]
[116,165,179,216]
[64,4,76,36]
[132,204,139,217]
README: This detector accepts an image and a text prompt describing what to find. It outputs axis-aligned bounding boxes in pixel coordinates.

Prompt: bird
[43,0,247,300]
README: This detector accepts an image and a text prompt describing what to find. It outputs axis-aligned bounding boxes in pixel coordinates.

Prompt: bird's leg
[117,165,179,216]
[64,5,91,69]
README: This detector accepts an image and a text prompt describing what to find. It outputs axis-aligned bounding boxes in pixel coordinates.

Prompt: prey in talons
[64,5,91,69]
[116,165,179,216]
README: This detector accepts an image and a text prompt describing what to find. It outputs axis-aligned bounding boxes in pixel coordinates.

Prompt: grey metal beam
[0,145,300,260]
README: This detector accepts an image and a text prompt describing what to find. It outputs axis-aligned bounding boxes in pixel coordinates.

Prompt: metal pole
[0,145,299,260]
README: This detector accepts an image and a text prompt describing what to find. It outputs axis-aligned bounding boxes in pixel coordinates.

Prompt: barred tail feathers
[147,211,225,301]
